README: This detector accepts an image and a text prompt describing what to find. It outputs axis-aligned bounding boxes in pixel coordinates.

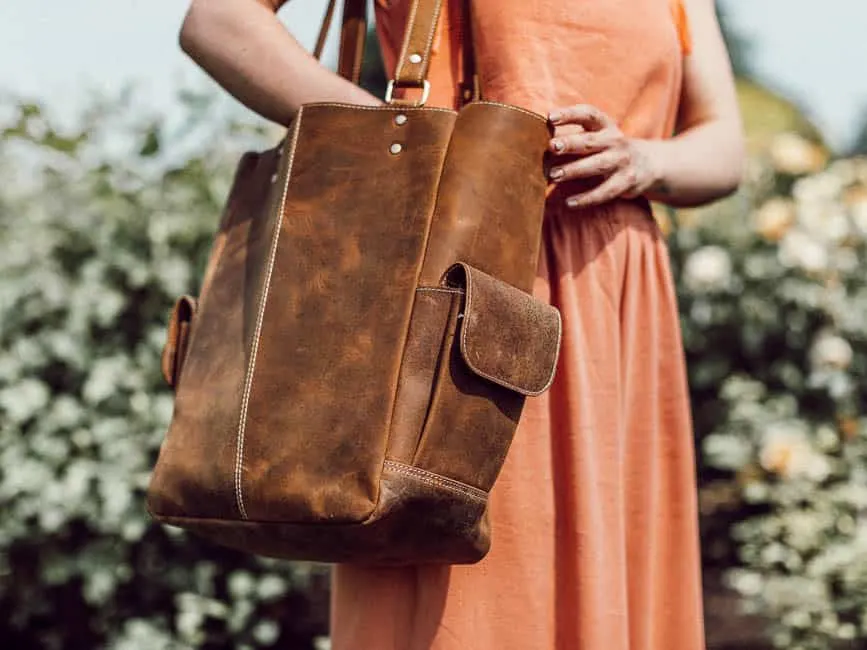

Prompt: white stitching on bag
[383,460,488,502]
[234,112,304,520]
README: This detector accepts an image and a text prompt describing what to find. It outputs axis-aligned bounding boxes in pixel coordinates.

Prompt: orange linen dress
[331,1,705,649]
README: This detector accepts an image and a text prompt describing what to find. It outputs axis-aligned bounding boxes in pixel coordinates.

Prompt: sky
[1,0,866,151]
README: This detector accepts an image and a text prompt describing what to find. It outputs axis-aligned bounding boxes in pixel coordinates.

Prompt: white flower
[770,133,827,176]
[797,205,851,244]
[778,229,829,273]
[849,194,867,237]
[727,569,763,596]
[703,433,753,471]
[759,423,831,482]
[682,245,732,292]
[810,331,854,370]
[793,171,843,207]
[755,197,795,241]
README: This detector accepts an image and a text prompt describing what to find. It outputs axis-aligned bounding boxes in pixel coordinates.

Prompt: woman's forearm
[635,118,744,208]
[180,0,381,126]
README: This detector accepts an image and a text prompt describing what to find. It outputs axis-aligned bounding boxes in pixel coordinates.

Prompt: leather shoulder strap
[337,0,367,84]
[313,0,473,105]
[312,0,338,60]
[313,0,367,85]
[392,0,444,88]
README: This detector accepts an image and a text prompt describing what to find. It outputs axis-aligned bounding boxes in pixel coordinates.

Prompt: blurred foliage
[736,79,827,154]
[847,109,867,157]
[673,138,867,648]
[0,95,329,650]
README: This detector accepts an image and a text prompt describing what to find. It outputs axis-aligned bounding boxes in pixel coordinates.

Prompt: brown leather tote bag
[147,0,562,565]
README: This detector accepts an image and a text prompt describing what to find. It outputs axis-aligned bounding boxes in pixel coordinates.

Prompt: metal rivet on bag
[394,114,408,126]
[270,172,278,183]
[389,143,403,155]
[408,53,422,64]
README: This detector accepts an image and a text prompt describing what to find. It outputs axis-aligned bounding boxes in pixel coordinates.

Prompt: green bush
[0,95,329,650]
[674,140,867,649]
[3,89,867,650]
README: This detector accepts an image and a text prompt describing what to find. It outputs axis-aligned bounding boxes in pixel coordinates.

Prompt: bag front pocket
[410,263,562,492]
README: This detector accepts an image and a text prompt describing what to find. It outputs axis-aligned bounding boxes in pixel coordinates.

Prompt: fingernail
[551,139,564,152]
[549,167,564,180]
[549,112,561,123]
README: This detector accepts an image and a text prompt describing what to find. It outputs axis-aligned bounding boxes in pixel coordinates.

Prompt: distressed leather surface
[241,104,455,524]
[385,287,460,465]
[155,461,489,564]
[392,0,445,87]
[417,102,551,292]
[148,148,285,520]
[447,262,562,396]
[147,99,562,563]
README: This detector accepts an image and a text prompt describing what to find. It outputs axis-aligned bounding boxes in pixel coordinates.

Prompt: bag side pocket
[161,295,198,389]
[411,263,561,491]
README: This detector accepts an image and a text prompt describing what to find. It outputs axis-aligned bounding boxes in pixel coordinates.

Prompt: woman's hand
[545,0,744,210]
[546,104,659,209]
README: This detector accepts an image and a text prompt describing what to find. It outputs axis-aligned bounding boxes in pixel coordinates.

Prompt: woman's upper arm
[676,0,742,134]
[254,0,291,10]
[180,0,290,51]
[184,0,290,21]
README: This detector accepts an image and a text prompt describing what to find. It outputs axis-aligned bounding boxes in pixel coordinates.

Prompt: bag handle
[312,0,367,85]
[313,0,476,107]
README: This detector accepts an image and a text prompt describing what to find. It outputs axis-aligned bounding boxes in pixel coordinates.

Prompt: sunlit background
[2,2,867,649]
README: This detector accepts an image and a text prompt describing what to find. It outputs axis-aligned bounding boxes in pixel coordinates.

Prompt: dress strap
[670,0,692,55]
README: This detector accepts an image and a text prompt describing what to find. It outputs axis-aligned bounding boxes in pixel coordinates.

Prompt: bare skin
[178,0,380,125]
[179,0,742,208]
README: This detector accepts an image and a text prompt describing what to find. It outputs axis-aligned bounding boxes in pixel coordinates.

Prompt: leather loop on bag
[444,263,561,396]
[161,295,197,389]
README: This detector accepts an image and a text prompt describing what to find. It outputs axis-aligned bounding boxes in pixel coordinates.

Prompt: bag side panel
[241,105,457,523]
[148,148,287,520]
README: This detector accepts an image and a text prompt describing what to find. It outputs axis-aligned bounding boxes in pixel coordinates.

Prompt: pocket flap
[443,263,561,396]
[161,295,197,388]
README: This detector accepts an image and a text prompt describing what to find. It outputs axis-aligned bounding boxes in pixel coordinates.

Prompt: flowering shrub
[0,96,329,649]
[3,82,866,650]
[674,138,867,649]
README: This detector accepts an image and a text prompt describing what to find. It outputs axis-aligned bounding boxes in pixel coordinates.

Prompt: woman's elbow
[178,0,242,59]
[708,116,746,200]
[179,1,209,58]
[722,131,746,198]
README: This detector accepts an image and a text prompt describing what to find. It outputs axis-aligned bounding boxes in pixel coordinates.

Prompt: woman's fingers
[545,103,649,208]
[549,127,626,155]
[548,104,615,131]
[549,148,628,182]
[564,169,638,208]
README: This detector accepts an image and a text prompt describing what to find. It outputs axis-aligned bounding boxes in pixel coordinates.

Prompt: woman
[179,0,743,648]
